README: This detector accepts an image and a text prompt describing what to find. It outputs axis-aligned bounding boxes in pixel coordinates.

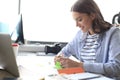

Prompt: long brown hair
[71,0,112,34]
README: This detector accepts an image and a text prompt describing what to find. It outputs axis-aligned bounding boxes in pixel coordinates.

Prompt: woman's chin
[82,30,87,33]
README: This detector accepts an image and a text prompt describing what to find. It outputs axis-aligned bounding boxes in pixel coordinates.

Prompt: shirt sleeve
[60,30,82,57]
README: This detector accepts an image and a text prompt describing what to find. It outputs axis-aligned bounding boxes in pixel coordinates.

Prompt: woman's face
[72,12,95,34]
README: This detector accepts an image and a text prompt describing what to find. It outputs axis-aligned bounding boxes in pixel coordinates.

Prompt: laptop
[0,33,20,78]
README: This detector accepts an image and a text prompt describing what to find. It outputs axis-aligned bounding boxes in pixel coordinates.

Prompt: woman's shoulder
[107,26,120,33]
[72,30,87,42]
[104,26,120,37]
[75,30,86,38]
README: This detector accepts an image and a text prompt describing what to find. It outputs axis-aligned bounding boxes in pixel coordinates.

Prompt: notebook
[0,33,20,78]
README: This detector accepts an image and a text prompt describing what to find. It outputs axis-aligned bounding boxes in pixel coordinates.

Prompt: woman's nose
[76,21,79,27]
[76,21,81,27]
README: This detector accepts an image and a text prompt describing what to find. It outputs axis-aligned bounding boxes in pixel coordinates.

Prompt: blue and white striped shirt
[80,34,99,62]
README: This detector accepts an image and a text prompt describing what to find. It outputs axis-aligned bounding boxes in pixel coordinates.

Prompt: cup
[12,43,19,57]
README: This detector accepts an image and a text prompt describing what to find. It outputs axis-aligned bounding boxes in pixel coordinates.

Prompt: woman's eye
[78,18,82,22]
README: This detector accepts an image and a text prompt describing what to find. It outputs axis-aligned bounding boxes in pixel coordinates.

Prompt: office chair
[112,12,120,24]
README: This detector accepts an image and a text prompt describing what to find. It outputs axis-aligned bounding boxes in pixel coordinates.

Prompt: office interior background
[0,0,120,43]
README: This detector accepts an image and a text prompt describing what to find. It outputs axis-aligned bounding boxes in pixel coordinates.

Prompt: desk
[15,52,114,80]
[17,54,57,80]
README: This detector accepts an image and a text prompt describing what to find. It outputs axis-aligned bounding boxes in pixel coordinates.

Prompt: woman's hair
[71,0,112,34]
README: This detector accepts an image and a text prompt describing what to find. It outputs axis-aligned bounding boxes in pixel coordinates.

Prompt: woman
[54,0,120,79]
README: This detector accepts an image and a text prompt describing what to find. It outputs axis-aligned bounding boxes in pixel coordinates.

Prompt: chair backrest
[112,12,120,24]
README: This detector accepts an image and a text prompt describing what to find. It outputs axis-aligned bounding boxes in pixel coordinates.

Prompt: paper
[61,72,101,80]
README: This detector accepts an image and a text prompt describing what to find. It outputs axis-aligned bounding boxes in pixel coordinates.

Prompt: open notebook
[0,33,20,78]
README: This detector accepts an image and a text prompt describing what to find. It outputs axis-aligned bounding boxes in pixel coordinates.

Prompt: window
[21,0,120,42]
[21,0,79,42]
[0,0,19,35]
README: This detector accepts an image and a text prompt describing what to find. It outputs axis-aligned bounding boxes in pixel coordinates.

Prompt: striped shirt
[80,33,99,63]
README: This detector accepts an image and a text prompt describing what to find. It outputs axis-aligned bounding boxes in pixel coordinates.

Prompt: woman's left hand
[59,57,83,69]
